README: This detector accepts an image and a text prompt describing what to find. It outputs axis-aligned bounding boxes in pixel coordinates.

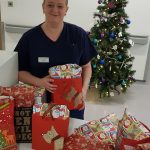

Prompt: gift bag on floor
[115,109,150,150]
[49,64,83,110]
[0,96,17,150]
[32,103,69,150]
[119,137,150,150]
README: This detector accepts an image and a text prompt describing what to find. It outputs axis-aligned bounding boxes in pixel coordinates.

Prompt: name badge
[38,57,49,63]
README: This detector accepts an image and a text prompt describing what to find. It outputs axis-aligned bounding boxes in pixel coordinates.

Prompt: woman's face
[43,0,68,25]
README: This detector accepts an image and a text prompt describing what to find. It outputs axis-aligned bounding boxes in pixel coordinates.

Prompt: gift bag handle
[42,103,56,119]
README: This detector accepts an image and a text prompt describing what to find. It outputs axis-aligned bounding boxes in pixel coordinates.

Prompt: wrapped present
[115,109,150,150]
[14,107,33,143]
[0,83,45,107]
[64,133,115,150]
[49,64,82,79]
[0,83,45,143]
[49,64,83,110]
[0,96,17,150]
[32,103,69,150]
[75,113,118,146]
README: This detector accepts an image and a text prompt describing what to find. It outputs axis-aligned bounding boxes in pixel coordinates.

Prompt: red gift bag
[32,105,69,150]
[119,122,150,150]
[119,137,150,150]
[51,78,83,110]
[0,96,17,150]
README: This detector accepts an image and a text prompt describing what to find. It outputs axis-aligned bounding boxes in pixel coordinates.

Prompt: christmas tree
[89,0,136,98]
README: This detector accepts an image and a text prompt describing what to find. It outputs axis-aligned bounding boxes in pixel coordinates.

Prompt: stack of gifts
[0,83,45,143]
[49,64,83,110]
[32,103,70,150]
[64,111,150,150]
[64,113,118,149]
[0,96,17,150]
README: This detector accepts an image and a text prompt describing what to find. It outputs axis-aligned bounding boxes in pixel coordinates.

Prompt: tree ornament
[108,2,115,9]
[109,65,111,71]
[100,65,104,69]
[97,54,100,59]
[109,32,115,39]
[117,54,122,60]
[100,32,105,38]
[98,0,103,4]
[110,13,116,17]
[118,32,122,37]
[129,39,134,47]
[107,52,113,55]
[99,59,105,65]
[93,64,97,68]
[126,19,131,24]
[112,45,117,50]
[120,17,125,24]
[98,0,105,5]
[93,38,98,44]
[103,12,107,17]
[101,77,106,83]
[120,80,126,85]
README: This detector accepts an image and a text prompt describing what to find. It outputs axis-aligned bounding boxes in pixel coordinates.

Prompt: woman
[15,0,97,119]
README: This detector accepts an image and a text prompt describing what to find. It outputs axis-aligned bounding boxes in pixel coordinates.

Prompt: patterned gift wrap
[0,96,17,150]
[0,83,45,143]
[115,109,150,149]
[49,64,82,79]
[75,113,118,147]
[64,133,115,150]
[0,83,45,107]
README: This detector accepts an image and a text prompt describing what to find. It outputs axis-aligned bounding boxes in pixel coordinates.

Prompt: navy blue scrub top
[14,22,97,78]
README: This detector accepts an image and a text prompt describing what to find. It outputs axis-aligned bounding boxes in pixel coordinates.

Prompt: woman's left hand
[74,90,87,110]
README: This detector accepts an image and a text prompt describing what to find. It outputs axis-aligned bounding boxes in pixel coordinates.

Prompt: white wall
[0,0,150,80]
[125,0,150,36]
[0,0,97,30]
[0,0,97,50]
[1,0,150,34]
[1,0,44,26]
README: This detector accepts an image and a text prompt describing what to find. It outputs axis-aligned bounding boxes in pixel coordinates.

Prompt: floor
[85,81,150,127]
[85,62,150,127]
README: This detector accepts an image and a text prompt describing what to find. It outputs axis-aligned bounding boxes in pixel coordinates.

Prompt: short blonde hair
[43,0,68,5]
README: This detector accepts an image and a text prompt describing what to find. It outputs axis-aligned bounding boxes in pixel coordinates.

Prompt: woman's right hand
[38,75,57,93]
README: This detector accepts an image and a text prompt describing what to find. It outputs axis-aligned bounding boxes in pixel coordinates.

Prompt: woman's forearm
[18,71,42,87]
[81,62,92,94]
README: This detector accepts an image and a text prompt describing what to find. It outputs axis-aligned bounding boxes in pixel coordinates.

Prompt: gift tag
[52,109,60,118]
